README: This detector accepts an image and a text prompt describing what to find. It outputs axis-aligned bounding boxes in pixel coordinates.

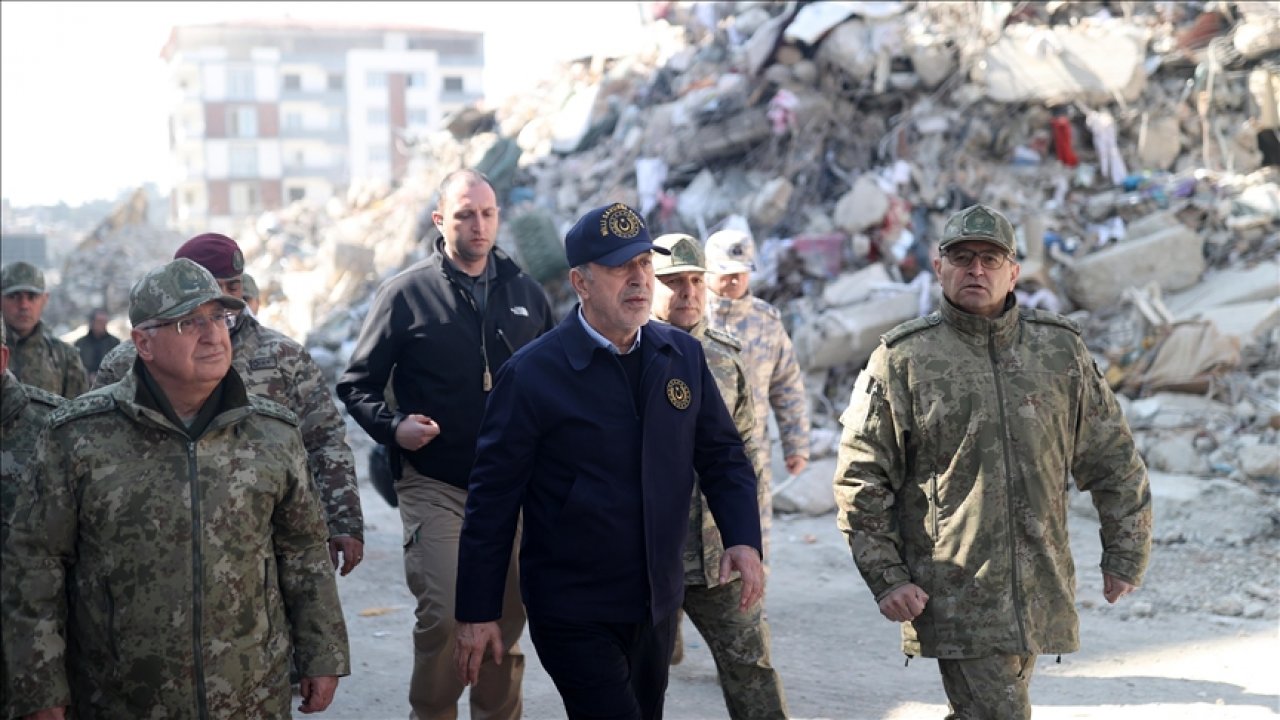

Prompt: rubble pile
[47,4,1274,545]
[48,188,184,332]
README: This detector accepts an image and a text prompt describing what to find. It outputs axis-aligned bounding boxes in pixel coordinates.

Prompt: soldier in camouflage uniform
[242,272,262,315]
[1,261,88,398]
[1,315,64,720]
[93,233,364,575]
[833,205,1153,719]
[1,259,350,719]
[651,234,788,720]
[1,314,65,531]
[704,230,809,561]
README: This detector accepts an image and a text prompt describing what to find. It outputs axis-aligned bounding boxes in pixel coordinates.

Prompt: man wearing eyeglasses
[833,204,1152,719]
[3,259,349,718]
[93,233,364,578]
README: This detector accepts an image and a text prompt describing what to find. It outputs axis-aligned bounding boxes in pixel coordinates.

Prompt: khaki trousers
[398,466,525,720]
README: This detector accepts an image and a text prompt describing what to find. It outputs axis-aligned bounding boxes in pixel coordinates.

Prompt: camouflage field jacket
[2,369,349,718]
[682,320,764,587]
[4,321,87,399]
[834,297,1152,658]
[94,313,362,541]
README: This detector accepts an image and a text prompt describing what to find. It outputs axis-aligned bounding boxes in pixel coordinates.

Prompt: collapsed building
[51,2,1280,566]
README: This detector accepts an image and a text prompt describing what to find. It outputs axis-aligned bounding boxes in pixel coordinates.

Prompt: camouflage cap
[129,258,246,327]
[241,272,259,300]
[939,204,1016,255]
[704,229,756,274]
[652,233,706,275]
[1,261,46,295]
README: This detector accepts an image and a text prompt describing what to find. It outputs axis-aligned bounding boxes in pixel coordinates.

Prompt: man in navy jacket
[454,203,763,720]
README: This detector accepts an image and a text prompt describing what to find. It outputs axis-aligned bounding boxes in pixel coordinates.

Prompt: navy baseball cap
[565,203,670,268]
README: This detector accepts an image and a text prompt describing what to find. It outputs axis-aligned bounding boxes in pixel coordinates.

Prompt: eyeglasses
[944,248,1012,270]
[146,311,236,336]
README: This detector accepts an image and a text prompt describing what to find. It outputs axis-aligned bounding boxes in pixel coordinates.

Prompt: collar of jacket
[708,292,753,323]
[431,235,522,285]
[560,304,683,372]
[6,320,49,347]
[940,292,1021,347]
[230,309,262,349]
[0,370,27,426]
[111,359,254,436]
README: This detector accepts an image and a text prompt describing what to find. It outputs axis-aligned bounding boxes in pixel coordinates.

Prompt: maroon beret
[174,233,245,279]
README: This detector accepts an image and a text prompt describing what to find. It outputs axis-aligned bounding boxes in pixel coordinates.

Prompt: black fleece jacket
[337,241,555,488]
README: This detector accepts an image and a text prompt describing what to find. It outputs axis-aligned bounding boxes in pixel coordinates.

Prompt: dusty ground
[312,436,1280,720]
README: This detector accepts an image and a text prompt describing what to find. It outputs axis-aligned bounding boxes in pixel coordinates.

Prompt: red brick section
[258,103,279,138]
[260,180,282,210]
[207,180,230,215]
[204,102,226,138]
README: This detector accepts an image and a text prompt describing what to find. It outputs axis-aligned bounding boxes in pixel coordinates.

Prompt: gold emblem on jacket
[666,378,691,410]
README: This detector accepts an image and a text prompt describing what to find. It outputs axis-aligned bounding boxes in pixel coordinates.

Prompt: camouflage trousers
[938,654,1036,720]
[683,580,788,720]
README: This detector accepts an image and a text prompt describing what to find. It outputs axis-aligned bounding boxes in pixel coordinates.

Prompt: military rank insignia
[666,378,691,410]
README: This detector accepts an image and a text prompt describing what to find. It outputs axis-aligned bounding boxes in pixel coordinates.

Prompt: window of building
[408,108,428,126]
[407,72,428,88]
[367,71,388,88]
[227,106,258,138]
[368,142,389,162]
[443,76,464,92]
[227,67,255,99]
[229,183,261,214]
[229,145,259,176]
[287,187,306,203]
[283,73,301,91]
[283,112,303,131]
[367,108,388,125]
[327,73,344,91]
[292,149,307,167]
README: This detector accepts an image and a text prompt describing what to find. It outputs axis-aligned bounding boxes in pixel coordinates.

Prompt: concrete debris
[44,2,1280,532]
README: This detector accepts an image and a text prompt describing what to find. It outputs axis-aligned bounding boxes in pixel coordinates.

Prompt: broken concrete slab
[1061,222,1206,311]
[791,288,919,371]
[1162,261,1280,317]
[833,175,890,233]
[1188,300,1280,346]
[976,21,1149,104]
[772,456,838,516]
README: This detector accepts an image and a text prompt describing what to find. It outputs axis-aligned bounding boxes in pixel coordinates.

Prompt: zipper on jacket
[457,281,492,392]
[496,327,514,355]
[929,474,939,540]
[989,328,1029,653]
[188,441,210,720]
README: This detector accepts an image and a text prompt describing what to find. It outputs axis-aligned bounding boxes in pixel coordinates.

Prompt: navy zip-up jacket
[456,310,762,624]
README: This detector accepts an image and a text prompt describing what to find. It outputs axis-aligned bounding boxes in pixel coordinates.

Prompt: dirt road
[314,444,1279,720]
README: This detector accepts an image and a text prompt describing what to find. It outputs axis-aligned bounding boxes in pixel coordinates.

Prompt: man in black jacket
[337,169,555,720]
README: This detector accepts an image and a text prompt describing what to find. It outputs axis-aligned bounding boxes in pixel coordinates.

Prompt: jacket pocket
[104,578,121,663]
[262,557,274,638]
[402,521,422,550]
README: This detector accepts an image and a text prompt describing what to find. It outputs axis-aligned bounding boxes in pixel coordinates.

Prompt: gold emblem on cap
[601,203,643,239]
[666,378,692,410]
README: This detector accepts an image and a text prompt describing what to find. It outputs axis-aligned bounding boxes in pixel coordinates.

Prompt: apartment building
[161,19,483,235]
